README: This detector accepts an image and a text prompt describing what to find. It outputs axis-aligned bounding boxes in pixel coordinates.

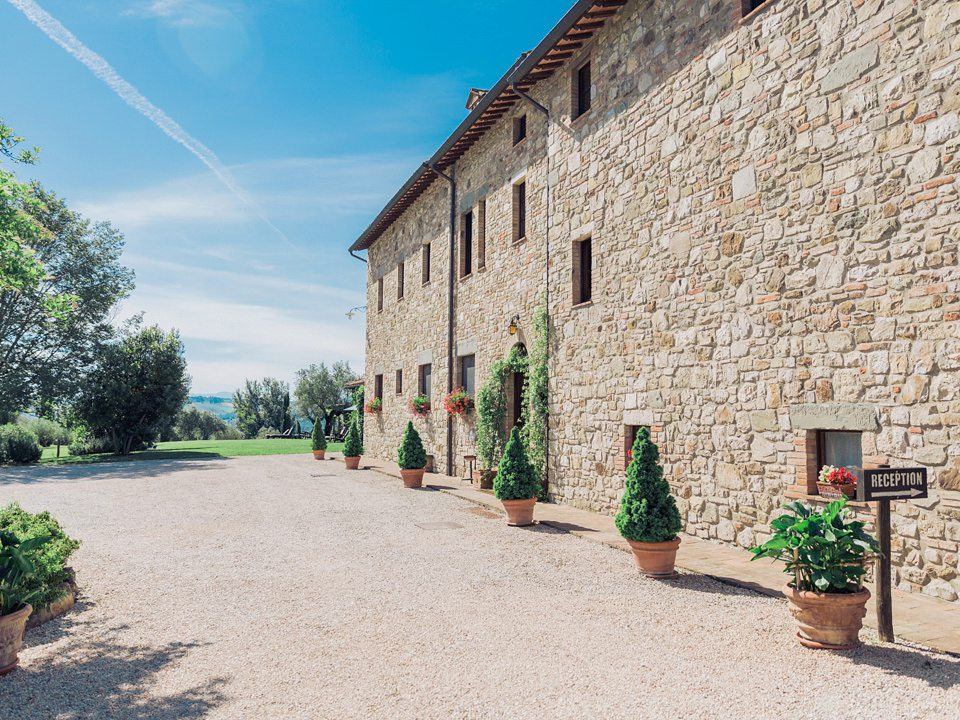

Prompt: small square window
[573,236,593,305]
[397,261,404,300]
[422,243,431,284]
[377,278,383,313]
[817,431,863,481]
[374,374,383,401]
[513,114,527,145]
[396,369,403,395]
[460,354,475,396]
[512,182,526,242]
[419,363,432,402]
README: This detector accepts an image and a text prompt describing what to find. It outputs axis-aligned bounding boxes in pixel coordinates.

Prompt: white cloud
[124,0,243,27]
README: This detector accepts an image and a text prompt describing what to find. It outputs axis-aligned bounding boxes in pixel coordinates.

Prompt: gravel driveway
[1,455,958,719]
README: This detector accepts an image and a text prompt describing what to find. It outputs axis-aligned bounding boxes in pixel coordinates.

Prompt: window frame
[816,430,864,483]
[513,114,527,145]
[461,210,473,278]
[575,59,592,119]
[477,199,486,270]
[418,363,432,403]
[512,181,526,243]
[422,243,431,285]
[395,369,403,395]
[459,354,476,397]
[377,277,383,313]
[397,261,404,300]
[374,374,383,401]
[573,236,593,306]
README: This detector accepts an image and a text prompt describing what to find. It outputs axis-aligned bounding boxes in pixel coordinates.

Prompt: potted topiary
[493,427,540,526]
[0,531,49,675]
[615,427,683,578]
[311,421,327,460]
[343,418,363,470]
[751,499,879,649]
[397,421,427,488]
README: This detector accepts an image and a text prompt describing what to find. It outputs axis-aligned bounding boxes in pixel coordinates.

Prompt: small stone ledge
[788,403,880,431]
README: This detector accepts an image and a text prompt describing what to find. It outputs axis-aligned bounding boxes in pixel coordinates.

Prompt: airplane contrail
[6,0,306,258]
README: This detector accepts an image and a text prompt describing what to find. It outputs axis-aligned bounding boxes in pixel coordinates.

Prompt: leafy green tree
[175,407,228,441]
[232,378,292,438]
[73,322,190,455]
[343,417,363,458]
[293,361,354,434]
[397,421,426,470]
[494,427,540,501]
[615,427,683,543]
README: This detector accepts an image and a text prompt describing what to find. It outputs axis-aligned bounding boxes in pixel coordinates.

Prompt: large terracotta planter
[500,497,536,526]
[400,468,425,488]
[312,449,326,460]
[625,537,681,579]
[473,469,496,490]
[783,584,870,650]
[0,604,32,676]
[344,456,361,470]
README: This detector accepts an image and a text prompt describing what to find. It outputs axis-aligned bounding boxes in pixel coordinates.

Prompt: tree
[343,418,363,458]
[614,427,683,543]
[293,361,354,434]
[73,322,190,455]
[175,407,228,441]
[397,421,426,470]
[494,427,540,501]
[232,378,292,439]
[0,120,134,417]
[351,385,364,442]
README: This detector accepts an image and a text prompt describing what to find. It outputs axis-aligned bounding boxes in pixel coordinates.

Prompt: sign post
[862,467,928,644]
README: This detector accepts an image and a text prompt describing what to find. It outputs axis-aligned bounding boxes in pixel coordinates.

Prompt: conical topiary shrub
[343,418,363,469]
[615,427,683,576]
[397,421,426,470]
[494,427,540,526]
[312,421,327,457]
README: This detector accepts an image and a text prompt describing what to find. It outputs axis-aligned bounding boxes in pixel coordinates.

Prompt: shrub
[494,427,540,501]
[476,360,510,470]
[615,427,682,543]
[68,433,115,456]
[312,421,327,451]
[25,418,71,448]
[0,503,80,610]
[212,425,243,441]
[397,421,426,470]
[343,418,363,457]
[751,499,879,593]
[0,425,43,464]
[256,426,280,439]
[0,531,50,616]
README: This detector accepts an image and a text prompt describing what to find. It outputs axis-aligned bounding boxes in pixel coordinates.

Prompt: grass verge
[38,438,345,465]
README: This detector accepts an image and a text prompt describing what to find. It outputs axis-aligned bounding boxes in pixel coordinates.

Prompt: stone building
[348,0,960,603]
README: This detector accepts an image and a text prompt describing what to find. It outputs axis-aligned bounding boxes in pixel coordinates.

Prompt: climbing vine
[475,359,510,470]
[522,299,549,499]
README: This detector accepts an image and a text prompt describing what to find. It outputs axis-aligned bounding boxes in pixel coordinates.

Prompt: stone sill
[738,0,777,26]
[784,487,871,510]
[512,237,527,247]
[571,108,592,128]
[572,300,594,310]
[513,137,527,149]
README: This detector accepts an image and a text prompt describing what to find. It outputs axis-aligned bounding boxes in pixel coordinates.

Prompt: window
[422,243,431,284]
[460,354,476,396]
[513,182,526,242]
[395,369,403,394]
[513,114,527,145]
[477,200,486,270]
[397,261,404,300]
[573,236,593,305]
[461,210,473,277]
[742,0,768,16]
[377,278,383,312]
[817,431,863,482]
[374,374,383,400]
[575,60,591,119]
[419,363,432,402]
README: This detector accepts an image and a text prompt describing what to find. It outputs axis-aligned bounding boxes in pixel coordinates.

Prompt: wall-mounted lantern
[508,314,520,335]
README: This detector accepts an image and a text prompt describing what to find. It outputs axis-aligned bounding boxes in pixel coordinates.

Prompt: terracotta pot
[625,537,681,579]
[400,468,425,488]
[312,449,326,460]
[500,497,536,526]
[816,481,856,498]
[782,584,870,650]
[344,456,361,470]
[473,469,496,490]
[0,604,32,676]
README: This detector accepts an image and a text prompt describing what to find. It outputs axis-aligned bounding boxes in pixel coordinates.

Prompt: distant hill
[187,394,236,423]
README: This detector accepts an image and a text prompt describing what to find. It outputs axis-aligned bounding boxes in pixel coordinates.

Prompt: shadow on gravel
[656,573,780,599]
[16,618,228,719]
[0,457,227,486]
[848,643,960,688]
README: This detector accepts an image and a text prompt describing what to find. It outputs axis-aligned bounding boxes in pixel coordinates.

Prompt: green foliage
[397,421,426,469]
[494,427,540,501]
[615,427,683,543]
[751,499,880,594]
[0,530,49,616]
[24,417,71,447]
[0,503,79,611]
[0,181,134,418]
[521,301,549,499]
[232,377,293,439]
[73,321,190,455]
[67,433,115,456]
[312,421,327,451]
[174,407,228,441]
[343,417,363,457]
[475,360,510,470]
[294,362,355,432]
[212,425,243,441]
[351,386,364,441]
[0,424,42,464]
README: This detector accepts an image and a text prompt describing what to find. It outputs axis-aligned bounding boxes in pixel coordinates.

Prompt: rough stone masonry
[356,0,960,604]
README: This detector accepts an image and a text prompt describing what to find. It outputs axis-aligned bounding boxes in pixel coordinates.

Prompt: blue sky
[0,0,562,393]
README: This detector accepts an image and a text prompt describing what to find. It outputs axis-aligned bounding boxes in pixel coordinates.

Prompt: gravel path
[1,455,958,719]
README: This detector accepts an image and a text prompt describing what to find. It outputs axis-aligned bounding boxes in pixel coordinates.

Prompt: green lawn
[38,438,344,465]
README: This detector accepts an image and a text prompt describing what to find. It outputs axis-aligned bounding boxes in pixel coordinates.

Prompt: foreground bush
[494,427,540,501]
[23,418,71,448]
[0,425,42,464]
[0,503,80,609]
[615,427,682,543]
[397,421,425,469]
[343,419,363,457]
[68,433,116,456]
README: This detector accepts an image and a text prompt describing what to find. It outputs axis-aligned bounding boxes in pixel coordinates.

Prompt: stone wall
[363,0,960,603]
